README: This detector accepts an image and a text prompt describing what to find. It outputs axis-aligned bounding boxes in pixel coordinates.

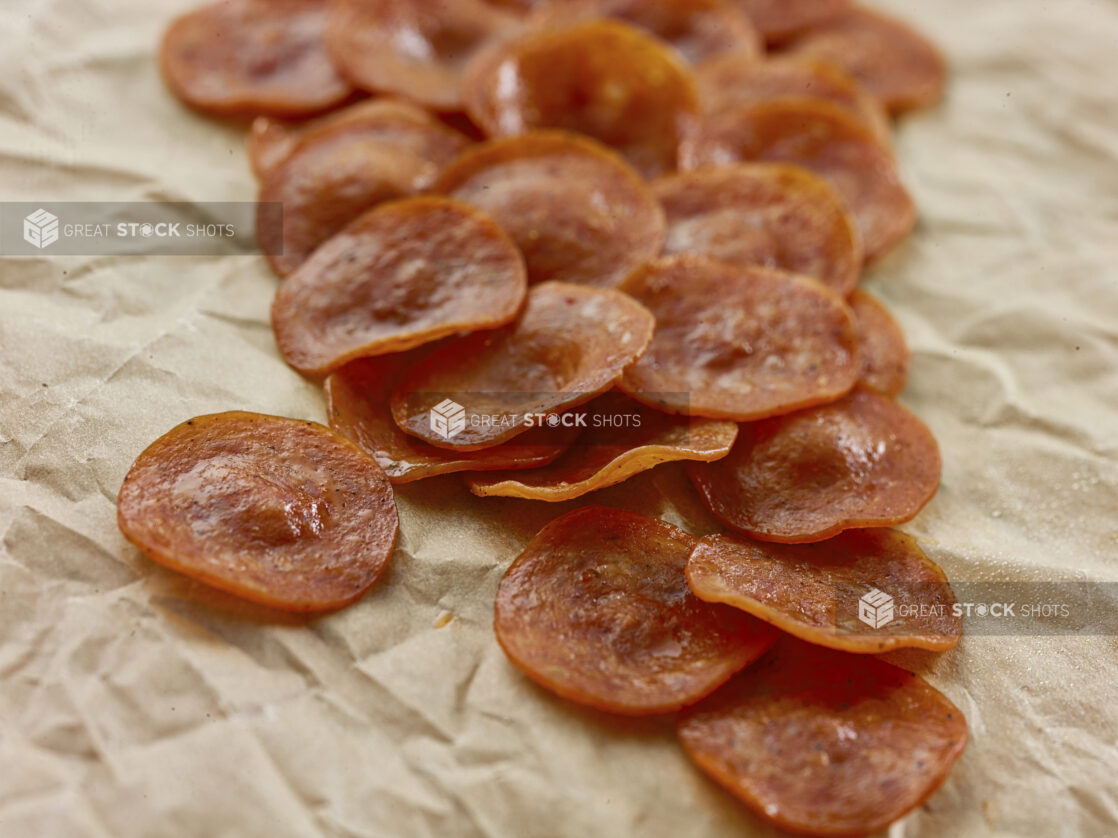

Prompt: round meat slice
[391,282,655,450]
[325,0,521,111]
[326,354,576,483]
[653,164,862,296]
[272,197,527,376]
[678,639,968,836]
[697,53,890,146]
[495,506,776,715]
[683,100,915,262]
[732,0,851,44]
[160,0,354,118]
[528,0,762,66]
[617,256,859,421]
[688,388,941,542]
[788,7,947,114]
[116,412,399,612]
[462,20,701,178]
[687,529,961,653]
[850,289,909,397]
[468,392,738,500]
[257,101,470,276]
[433,132,665,287]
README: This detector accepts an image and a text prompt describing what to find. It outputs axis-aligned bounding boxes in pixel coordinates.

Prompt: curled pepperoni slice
[433,132,665,287]
[617,255,859,421]
[688,388,941,543]
[687,529,961,653]
[653,164,862,296]
[271,197,527,376]
[788,7,947,114]
[160,0,354,118]
[462,20,701,178]
[326,353,575,483]
[850,289,909,397]
[528,0,763,66]
[116,412,398,612]
[495,506,776,715]
[257,100,469,277]
[732,0,851,44]
[678,638,968,836]
[390,282,655,450]
[697,53,890,147]
[325,0,521,111]
[468,392,737,500]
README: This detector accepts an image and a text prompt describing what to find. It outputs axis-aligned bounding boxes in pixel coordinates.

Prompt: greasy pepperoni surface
[732,0,851,43]
[687,529,961,653]
[116,412,398,611]
[434,132,665,287]
[161,0,354,118]
[462,20,701,178]
[495,506,776,714]
[654,163,862,296]
[850,289,909,397]
[618,255,859,421]
[272,197,527,376]
[678,638,968,836]
[683,100,915,262]
[688,388,941,542]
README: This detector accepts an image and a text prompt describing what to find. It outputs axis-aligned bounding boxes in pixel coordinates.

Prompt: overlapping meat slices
[850,289,910,397]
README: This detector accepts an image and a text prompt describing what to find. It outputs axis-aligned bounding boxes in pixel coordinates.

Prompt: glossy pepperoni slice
[271,197,526,376]
[732,0,851,44]
[788,6,947,114]
[325,0,521,111]
[391,282,655,450]
[850,289,909,397]
[495,506,776,715]
[687,529,960,653]
[116,412,398,611]
[433,132,665,287]
[684,100,915,262]
[462,20,701,178]
[617,255,858,421]
[678,638,968,836]
[160,0,354,118]
[528,0,762,66]
[257,101,470,276]
[688,388,941,543]
[653,163,862,296]
[468,392,737,500]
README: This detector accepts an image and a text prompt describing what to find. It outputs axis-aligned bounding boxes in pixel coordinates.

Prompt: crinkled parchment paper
[2,0,1117,835]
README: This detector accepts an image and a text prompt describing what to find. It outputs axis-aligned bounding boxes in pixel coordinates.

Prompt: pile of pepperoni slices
[118,1,967,834]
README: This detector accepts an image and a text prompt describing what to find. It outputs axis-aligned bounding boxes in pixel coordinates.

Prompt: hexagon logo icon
[24,209,60,249]
[430,398,466,440]
[858,588,895,629]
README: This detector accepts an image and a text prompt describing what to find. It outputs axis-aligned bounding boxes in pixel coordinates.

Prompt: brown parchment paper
[2,0,1118,836]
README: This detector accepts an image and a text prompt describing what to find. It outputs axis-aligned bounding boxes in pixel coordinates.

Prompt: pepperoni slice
[495,506,776,715]
[850,289,909,397]
[468,392,738,500]
[788,7,948,114]
[732,0,851,44]
[271,197,526,376]
[390,282,655,450]
[160,0,354,118]
[697,53,890,147]
[116,412,398,611]
[687,529,961,653]
[653,164,862,296]
[257,101,470,277]
[326,353,575,483]
[683,100,915,262]
[617,255,858,421]
[528,0,763,66]
[678,639,968,836]
[462,20,701,178]
[688,388,941,543]
[433,132,665,287]
[325,0,521,111]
